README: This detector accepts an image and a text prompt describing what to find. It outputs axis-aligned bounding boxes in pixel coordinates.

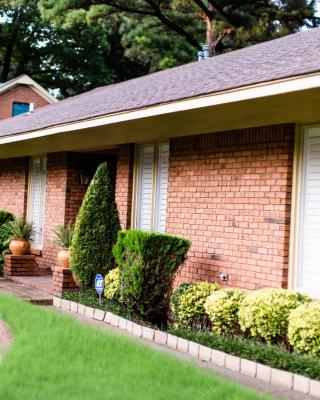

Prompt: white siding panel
[156,143,169,233]
[28,156,47,247]
[298,130,320,296]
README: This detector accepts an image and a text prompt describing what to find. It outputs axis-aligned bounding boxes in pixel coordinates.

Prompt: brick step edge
[53,296,320,398]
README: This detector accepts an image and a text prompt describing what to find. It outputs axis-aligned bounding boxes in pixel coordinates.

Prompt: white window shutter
[298,130,320,296]
[28,157,47,247]
[155,143,169,232]
[136,146,154,231]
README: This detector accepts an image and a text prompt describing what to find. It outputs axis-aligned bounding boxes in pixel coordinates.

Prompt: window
[134,143,169,232]
[12,102,30,117]
[27,156,47,248]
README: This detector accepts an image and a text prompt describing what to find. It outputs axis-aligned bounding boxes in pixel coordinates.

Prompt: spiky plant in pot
[3,218,34,255]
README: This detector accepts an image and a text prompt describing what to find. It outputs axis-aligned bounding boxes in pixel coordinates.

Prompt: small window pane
[136,146,154,231]
[12,102,30,117]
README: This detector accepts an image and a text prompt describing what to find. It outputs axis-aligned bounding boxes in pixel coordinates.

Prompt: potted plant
[3,218,34,256]
[53,222,74,268]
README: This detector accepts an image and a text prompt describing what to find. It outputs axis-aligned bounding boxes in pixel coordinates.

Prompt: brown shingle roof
[1,27,320,137]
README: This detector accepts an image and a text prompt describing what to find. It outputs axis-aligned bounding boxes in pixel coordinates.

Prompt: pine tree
[70,162,121,287]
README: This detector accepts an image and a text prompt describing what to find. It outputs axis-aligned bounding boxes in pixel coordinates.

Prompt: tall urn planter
[53,222,74,268]
[57,248,70,268]
[9,238,30,255]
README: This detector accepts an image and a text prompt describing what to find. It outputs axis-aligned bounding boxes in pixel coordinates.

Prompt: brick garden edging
[53,296,320,399]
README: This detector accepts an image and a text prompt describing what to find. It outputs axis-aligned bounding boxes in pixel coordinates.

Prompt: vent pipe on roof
[197,51,204,61]
[198,45,212,61]
[203,44,211,59]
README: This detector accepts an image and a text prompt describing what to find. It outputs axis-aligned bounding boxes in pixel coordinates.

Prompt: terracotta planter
[57,248,70,268]
[9,238,30,255]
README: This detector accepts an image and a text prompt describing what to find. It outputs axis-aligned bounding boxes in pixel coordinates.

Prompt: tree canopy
[0,0,318,97]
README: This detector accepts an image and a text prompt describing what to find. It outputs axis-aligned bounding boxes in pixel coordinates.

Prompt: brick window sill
[30,247,42,256]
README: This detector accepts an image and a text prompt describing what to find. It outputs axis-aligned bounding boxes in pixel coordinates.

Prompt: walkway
[56,307,317,400]
[0,278,53,305]
[8,275,53,295]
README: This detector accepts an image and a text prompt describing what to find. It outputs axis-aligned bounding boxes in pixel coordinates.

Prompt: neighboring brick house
[0,28,319,296]
[0,75,57,121]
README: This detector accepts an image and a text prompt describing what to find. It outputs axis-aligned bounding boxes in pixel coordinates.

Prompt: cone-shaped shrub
[70,163,121,287]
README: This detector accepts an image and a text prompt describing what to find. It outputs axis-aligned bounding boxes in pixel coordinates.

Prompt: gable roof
[0,75,58,105]
[0,27,320,138]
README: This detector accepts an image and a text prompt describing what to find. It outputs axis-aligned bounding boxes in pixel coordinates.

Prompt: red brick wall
[0,157,28,217]
[168,124,294,290]
[115,144,134,230]
[0,151,117,271]
[0,85,49,121]
[64,152,117,223]
[39,152,116,270]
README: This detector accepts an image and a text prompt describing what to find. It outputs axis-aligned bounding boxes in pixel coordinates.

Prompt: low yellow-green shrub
[288,301,320,356]
[238,288,310,343]
[205,289,246,334]
[104,268,120,301]
[172,281,220,329]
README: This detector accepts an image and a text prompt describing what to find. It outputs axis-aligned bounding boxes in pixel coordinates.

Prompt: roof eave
[1,71,320,144]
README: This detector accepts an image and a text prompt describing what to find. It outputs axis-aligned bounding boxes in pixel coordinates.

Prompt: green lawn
[0,294,271,400]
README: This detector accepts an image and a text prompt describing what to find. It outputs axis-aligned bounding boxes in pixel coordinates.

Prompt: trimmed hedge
[70,163,121,287]
[113,230,190,326]
[238,288,310,343]
[104,268,120,301]
[205,289,246,335]
[288,301,320,356]
[172,281,220,329]
[168,327,320,380]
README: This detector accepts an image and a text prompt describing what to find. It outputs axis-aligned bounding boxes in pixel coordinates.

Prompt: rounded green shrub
[70,163,121,287]
[238,288,310,343]
[104,268,120,301]
[174,281,220,329]
[171,282,195,323]
[114,230,190,326]
[288,301,320,356]
[205,289,246,335]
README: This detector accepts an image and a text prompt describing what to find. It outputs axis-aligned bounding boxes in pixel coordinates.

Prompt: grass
[0,293,272,400]
[169,327,320,381]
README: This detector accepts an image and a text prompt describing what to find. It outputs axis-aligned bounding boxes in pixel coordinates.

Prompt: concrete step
[0,278,53,305]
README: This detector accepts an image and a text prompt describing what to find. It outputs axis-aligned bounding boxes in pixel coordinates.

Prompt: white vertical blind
[28,156,47,247]
[135,143,169,232]
[136,146,154,231]
[298,129,320,296]
[155,143,169,232]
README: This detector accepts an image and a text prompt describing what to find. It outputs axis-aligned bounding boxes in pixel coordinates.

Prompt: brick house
[0,28,319,296]
[0,75,57,120]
